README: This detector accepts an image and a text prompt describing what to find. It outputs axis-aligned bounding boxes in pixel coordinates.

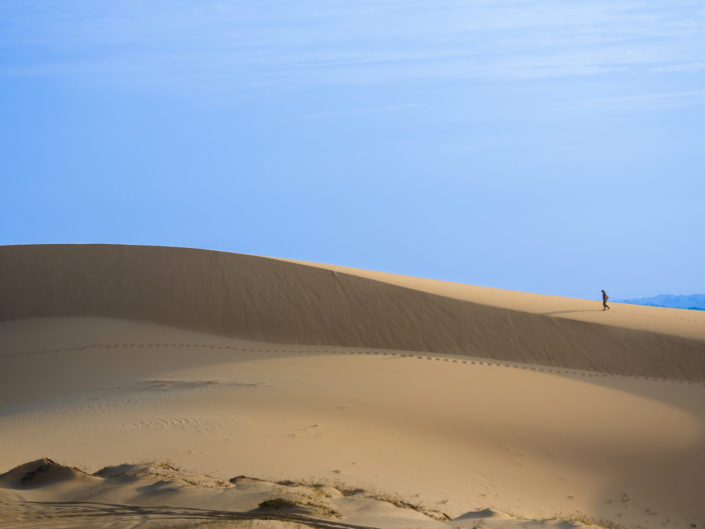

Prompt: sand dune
[1,244,705,529]
[2,244,704,380]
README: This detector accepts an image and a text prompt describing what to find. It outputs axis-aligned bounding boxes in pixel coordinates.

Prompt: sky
[2,0,704,299]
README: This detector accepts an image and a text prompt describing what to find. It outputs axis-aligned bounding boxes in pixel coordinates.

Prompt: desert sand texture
[1,244,704,529]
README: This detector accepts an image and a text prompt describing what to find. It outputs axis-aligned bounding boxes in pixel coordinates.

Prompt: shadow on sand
[20,500,380,529]
[542,309,605,316]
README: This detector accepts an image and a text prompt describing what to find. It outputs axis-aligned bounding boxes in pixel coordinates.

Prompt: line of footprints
[2,342,703,386]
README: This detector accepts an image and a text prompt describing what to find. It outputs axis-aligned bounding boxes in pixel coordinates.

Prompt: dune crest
[0,458,94,489]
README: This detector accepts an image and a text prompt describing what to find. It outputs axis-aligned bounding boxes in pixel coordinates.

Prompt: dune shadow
[22,500,380,529]
[542,309,604,316]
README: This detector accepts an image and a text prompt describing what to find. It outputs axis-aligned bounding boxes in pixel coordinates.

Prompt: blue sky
[2,1,704,299]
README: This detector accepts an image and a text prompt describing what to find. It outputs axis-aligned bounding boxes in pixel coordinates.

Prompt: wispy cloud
[305,103,426,119]
[652,62,705,73]
[593,90,705,108]
[1,0,704,95]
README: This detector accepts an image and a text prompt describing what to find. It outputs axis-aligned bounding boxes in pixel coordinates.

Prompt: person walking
[601,289,610,311]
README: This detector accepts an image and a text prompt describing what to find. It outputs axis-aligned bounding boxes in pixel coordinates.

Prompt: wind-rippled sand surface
[1,245,704,529]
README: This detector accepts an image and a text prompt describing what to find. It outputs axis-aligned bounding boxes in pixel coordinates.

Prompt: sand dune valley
[1,244,704,529]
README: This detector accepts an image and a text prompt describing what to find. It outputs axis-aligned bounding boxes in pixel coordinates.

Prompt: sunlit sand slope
[2,244,704,380]
[1,318,704,529]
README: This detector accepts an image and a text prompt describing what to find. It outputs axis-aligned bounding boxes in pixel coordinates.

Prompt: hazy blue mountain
[616,294,705,311]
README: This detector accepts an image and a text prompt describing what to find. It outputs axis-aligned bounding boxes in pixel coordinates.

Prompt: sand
[1,244,704,529]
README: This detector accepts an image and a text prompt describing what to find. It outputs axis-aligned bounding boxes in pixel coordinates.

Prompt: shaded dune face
[1,244,704,381]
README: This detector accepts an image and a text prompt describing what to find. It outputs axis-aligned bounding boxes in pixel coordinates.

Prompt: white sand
[1,245,704,529]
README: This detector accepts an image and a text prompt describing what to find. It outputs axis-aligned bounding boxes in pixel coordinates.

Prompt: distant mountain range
[616,294,705,311]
